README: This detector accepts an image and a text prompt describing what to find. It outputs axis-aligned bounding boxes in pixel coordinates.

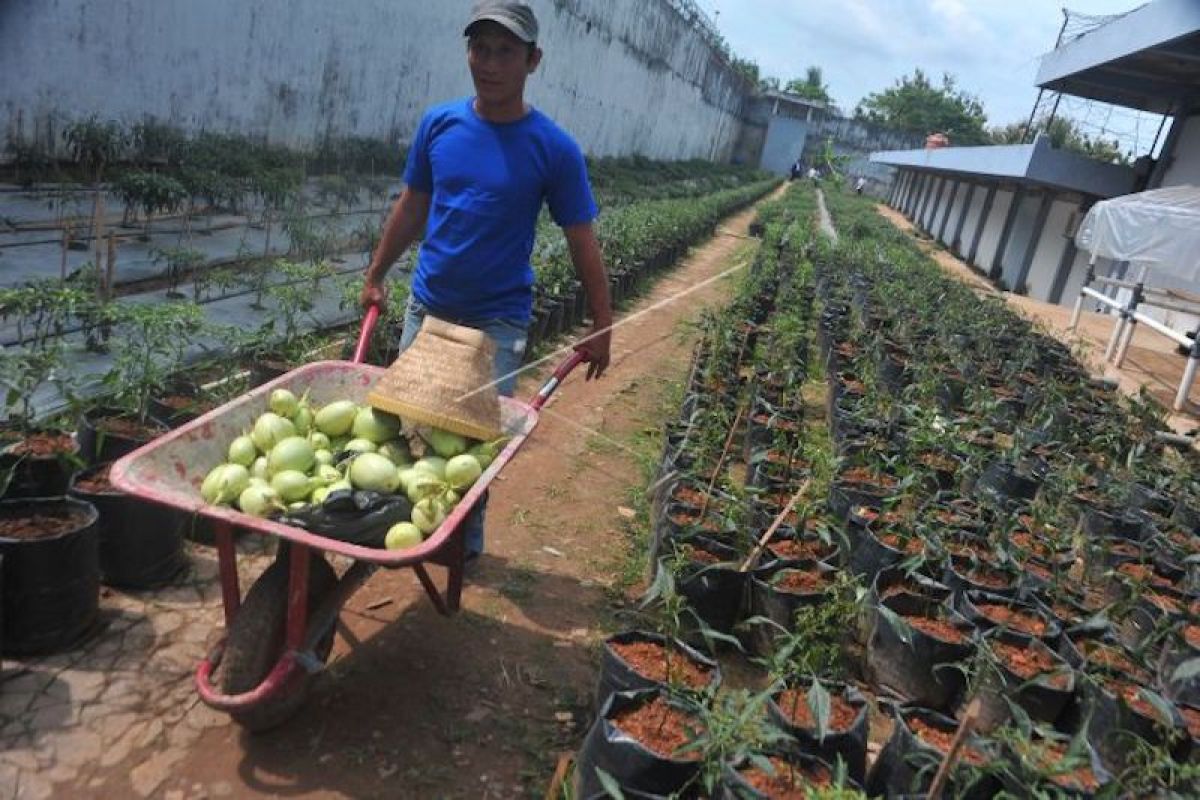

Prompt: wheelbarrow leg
[214,520,241,627]
[285,542,311,650]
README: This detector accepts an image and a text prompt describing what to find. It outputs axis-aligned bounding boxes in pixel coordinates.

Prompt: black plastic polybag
[281,490,413,548]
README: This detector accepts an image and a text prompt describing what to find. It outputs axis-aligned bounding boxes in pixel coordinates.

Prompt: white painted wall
[975,189,1014,273]
[0,0,750,160]
[760,117,809,176]
[936,181,963,244]
[999,193,1043,292]
[920,178,943,230]
[1160,113,1200,188]
[1025,198,1077,301]
[960,185,988,258]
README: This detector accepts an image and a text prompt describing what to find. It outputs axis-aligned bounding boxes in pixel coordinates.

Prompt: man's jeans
[398,295,528,557]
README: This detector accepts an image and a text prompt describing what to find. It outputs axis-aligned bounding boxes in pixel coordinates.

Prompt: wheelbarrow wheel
[218,552,338,732]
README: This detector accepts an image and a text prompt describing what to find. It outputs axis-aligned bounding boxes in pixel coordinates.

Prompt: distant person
[789,159,802,181]
[855,176,867,195]
[807,166,819,185]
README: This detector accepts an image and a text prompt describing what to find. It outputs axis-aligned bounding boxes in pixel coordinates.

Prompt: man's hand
[563,222,612,380]
[360,277,388,312]
[575,323,611,380]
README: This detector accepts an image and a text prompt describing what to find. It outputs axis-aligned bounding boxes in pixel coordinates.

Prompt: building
[870,0,1200,314]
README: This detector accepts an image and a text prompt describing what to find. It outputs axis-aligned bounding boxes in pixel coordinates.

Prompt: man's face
[467,23,540,106]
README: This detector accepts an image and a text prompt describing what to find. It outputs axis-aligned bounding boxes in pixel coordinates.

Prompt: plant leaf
[594,767,626,800]
[1171,656,1200,684]
[876,603,913,647]
[808,679,832,744]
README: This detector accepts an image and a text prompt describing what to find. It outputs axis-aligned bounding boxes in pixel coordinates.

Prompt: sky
[708,0,1167,155]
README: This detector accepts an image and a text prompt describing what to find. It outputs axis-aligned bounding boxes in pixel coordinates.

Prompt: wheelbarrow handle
[531,350,587,411]
[353,304,382,365]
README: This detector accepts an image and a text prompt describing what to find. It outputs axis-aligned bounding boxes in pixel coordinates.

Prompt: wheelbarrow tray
[110,360,537,567]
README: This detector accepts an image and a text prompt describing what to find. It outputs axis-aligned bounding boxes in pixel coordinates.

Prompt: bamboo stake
[927,697,983,800]
[60,225,70,281]
[105,233,116,300]
[542,753,574,800]
[698,403,745,518]
[738,478,810,573]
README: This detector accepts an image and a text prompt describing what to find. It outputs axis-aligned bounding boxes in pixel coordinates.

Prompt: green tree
[990,115,1128,164]
[730,56,761,87]
[785,66,832,106]
[855,69,989,145]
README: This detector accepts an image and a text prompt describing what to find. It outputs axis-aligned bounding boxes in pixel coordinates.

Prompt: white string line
[454,256,751,402]
[529,320,704,461]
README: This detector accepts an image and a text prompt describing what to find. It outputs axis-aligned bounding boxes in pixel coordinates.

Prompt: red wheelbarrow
[110,306,584,730]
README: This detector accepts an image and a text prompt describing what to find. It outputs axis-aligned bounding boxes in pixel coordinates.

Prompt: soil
[1180,705,1200,740]
[4,431,76,457]
[907,716,986,766]
[75,189,779,798]
[772,568,829,594]
[1117,562,1175,589]
[1020,738,1100,792]
[976,603,1047,636]
[609,640,712,690]
[992,640,1070,689]
[737,755,831,798]
[903,614,967,644]
[1075,638,1149,682]
[1104,677,1161,720]
[1167,529,1200,554]
[668,510,724,533]
[1108,541,1142,558]
[671,485,708,507]
[838,466,898,489]
[1010,530,1064,560]
[679,544,723,565]
[877,532,924,555]
[1023,561,1053,583]
[768,537,836,562]
[918,451,958,473]
[750,411,800,432]
[611,695,702,761]
[94,414,162,439]
[960,565,1012,591]
[0,507,91,541]
[1146,590,1183,614]
[73,464,117,494]
[775,687,860,731]
[1184,623,1200,650]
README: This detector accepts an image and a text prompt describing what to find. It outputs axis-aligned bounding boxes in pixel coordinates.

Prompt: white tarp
[1076,185,1200,282]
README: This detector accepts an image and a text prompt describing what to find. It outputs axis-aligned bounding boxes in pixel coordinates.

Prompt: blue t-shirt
[403,98,598,324]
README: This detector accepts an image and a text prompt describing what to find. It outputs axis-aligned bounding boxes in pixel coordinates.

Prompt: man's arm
[563,222,612,380]
[359,187,432,309]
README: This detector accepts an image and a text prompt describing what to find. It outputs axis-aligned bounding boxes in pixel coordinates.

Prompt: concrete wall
[0,0,752,161]
[998,192,1043,292]
[935,180,963,244]
[1025,198,1076,301]
[804,116,922,195]
[959,183,988,258]
[1160,113,1200,189]
[760,117,809,176]
[975,189,1015,273]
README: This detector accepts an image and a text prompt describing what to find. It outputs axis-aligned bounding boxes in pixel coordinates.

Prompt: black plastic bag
[281,490,413,549]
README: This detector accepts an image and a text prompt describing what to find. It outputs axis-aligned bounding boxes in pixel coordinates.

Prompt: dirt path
[65,190,779,800]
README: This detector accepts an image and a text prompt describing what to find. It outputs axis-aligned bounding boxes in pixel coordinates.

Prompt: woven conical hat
[367,316,502,441]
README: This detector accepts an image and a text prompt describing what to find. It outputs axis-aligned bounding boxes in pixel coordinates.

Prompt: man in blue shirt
[361,1,612,560]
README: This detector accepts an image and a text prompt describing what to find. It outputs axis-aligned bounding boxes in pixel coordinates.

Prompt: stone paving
[0,537,280,799]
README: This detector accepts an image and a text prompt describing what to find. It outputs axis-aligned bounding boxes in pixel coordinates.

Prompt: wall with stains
[0,0,752,161]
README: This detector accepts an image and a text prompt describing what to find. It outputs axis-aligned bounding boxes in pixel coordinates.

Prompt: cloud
[713,0,1143,126]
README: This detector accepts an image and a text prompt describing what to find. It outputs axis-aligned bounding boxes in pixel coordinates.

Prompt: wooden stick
[738,478,810,573]
[927,697,983,800]
[698,404,745,518]
[542,752,574,800]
